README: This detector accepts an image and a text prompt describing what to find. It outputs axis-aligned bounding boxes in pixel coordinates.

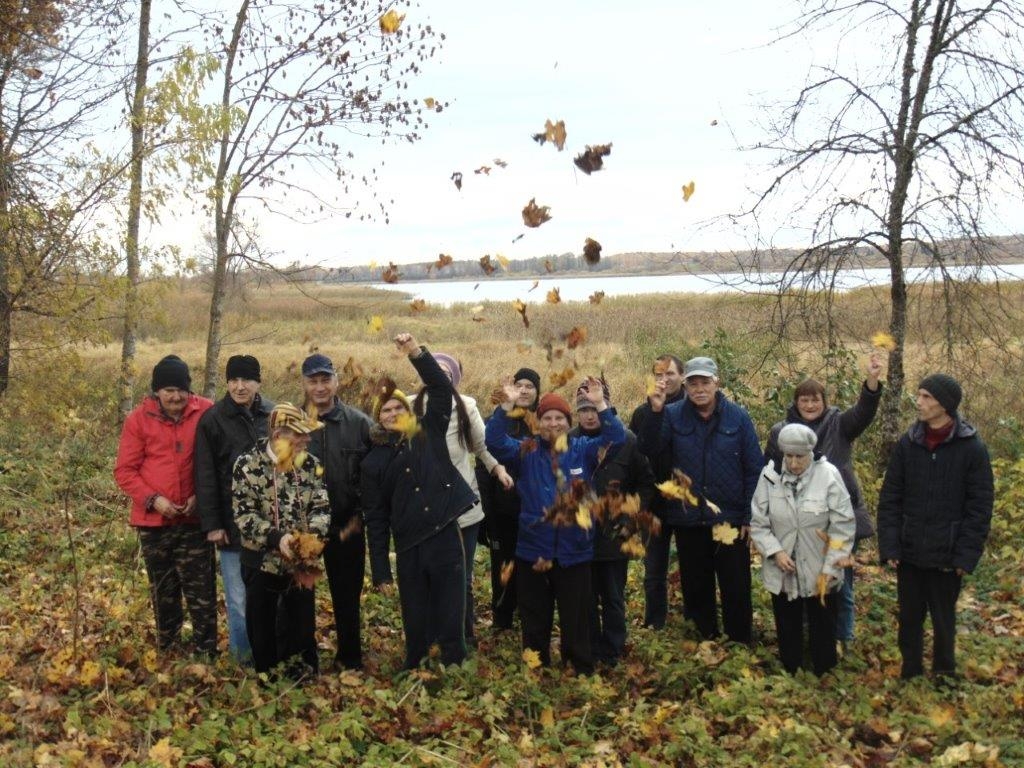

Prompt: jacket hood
[908,414,976,446]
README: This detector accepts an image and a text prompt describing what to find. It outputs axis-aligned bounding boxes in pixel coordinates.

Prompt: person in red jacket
[114,355,217,656]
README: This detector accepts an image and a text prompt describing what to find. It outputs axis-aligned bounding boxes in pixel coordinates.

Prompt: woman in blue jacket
[486,377,625,675]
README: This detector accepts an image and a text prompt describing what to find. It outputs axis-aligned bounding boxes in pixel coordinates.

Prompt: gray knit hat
[777,423,817,455]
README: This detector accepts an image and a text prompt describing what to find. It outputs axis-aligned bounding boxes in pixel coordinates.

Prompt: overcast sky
[151,2,844,268]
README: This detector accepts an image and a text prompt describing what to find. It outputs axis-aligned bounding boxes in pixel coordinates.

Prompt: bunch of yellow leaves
[288,531,326,590]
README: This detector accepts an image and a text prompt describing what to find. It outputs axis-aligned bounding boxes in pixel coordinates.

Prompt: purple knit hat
[433,352,461,389]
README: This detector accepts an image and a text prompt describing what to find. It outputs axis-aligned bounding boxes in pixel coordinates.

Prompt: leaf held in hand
[871,331,897,351]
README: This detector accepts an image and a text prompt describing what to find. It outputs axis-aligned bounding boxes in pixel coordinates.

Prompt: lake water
[373,263,1024,306]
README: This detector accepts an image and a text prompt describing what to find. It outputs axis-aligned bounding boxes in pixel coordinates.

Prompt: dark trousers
[590,559,628,664]
[461,522,481,643]
[643,523,682,629]
[323,530,365,669]
[395,523,466,669]
[771,592,839,675]
[486,512,519,629]
[242,565,318,677]
[677,526,752,642]
[897,563,962,678]
[517,559,593,675]
[138,525,217,655]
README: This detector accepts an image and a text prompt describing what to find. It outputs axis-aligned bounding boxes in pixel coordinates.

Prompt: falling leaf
[474,165,492,175]
[382,262,400,283]
[479,255,497,275]
[522,198,552,228]
[500,560,515,587]
[434,253,453,271]
[549,367,575,388]
[589,291,605,304]
[494,158,508,168]
[710,119,719,126]
[620,535,646,557]
[532,557,553,572]
[565,326,587,349]
[706,499,722,515]
[582,237,602,265]
[472,316,487,323]
[393,411,421,440]
[528,280,540,292]
[496,254,510,270]
[367,315,384,334]
[575,505,592,529]
[409,299,427,313]
[871,331,897,351]
[682,181,696,202]
[816,573,829,606]
[656,469,700,506]
[573,143,612,175]
[522,648,542,669]
[531,118,567,151]
[512,233,525,243]
[712,523,739,545]
[546,287,561,304]
[544,259,555,273]
[379,10,405,34]
[423,97,436,109]
[22,67,43,80]
[451,171,463,191]
[339,356,363,387]
[513,299,530,328]
[553,433,569,453]
[368,260,378,269]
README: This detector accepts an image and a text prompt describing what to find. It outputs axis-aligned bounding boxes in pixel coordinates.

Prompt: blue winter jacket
[485,406,626,567]
[638,391,764,527]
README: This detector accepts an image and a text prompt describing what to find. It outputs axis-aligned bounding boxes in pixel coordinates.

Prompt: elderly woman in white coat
[751,424,855,675]
[412,352,513,647]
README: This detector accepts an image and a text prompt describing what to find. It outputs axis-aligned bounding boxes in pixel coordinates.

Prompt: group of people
[114,335,993,683]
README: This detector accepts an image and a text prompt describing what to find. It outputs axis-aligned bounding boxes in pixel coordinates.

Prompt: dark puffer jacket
[765,381,882,540]
[306,398,373,539]
[569,424,655,561]
[637,391,764,527]
[360,349,477,585]
[194,393,274,549]
[877,416,993,573]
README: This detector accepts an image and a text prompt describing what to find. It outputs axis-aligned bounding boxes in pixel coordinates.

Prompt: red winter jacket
[114,394,214,527]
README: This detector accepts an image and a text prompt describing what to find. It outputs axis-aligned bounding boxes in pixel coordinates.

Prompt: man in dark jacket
[629,354,686,629]
[195,354,273,662]
[302,353,374,670]
[571,382,655,666]
[878,373,993,680]
[361,334,477,669]
[638,356,763,643]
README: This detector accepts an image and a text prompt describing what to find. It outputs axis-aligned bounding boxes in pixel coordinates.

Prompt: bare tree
[740,0,1024,449]
[184,0,441,397]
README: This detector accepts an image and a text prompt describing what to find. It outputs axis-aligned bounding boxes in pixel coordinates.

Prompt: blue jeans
[835,540,860,642]
[461,522,481,643]
[219,549,252,662]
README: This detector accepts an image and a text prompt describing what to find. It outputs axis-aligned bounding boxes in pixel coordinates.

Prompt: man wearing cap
[477,367,541,631]
[486,377,625,674]
[639,356,763,643]
[233,402,330,677]
[114,355,217,656]
[629,354,687,630]
[878,374,993,680]
[194,354,274,662]
[571,379,655,667]
[301,353,374,670]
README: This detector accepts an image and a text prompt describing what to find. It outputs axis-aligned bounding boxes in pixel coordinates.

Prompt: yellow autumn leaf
[423,97,435,109]
[546,287,561,304]
[816,573,829,607]
[706,498,721,515]
[522,648,542,669]
[496,253,510,270]
[539,706,555,729]
[392,411,421,440]
[367,315,384,334]
[870,331,897,351]
[148,738,183,768]
[711,523,739,545]
[645,374,657,396]
[620,534,645,557]
[575,505,592,530]
[379,9,405,34]
[368,260,378,269]
[682,180,696,202]
[553,433,568,453]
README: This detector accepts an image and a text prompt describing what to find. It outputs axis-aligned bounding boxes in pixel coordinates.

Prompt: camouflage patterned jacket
[233,440,330,575]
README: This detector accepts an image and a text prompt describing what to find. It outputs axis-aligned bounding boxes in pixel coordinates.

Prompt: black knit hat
[226,354,261,382]
[918,373,962,415]
[512,367,541,408]
[151,355,191,392]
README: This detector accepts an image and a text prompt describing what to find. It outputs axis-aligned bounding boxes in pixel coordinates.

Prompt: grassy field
[1,281,1022,766]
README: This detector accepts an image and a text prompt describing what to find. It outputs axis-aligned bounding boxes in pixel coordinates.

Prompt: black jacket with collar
[569,422,656,561]
[306,397,373,538]
[194,393,275,550]
[360,349,477,585]
[877,415,994,573]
